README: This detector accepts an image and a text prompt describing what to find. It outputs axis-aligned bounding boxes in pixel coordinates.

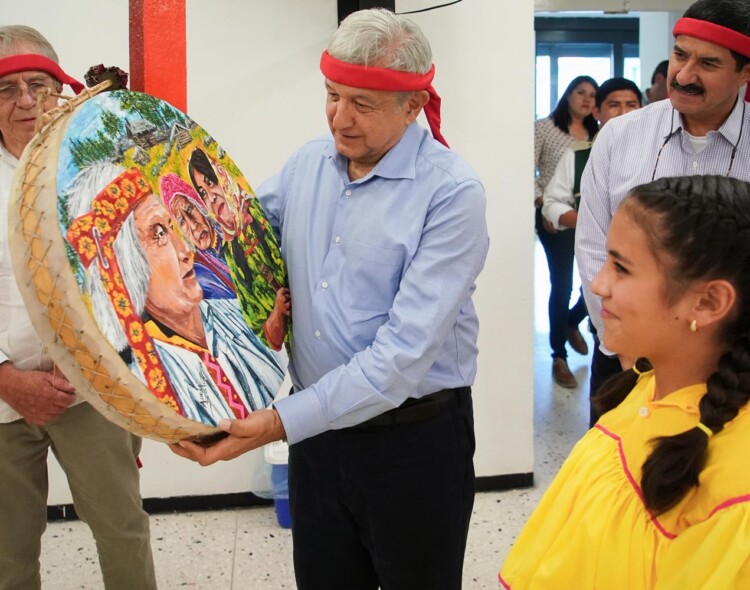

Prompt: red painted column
[129,0,187,112]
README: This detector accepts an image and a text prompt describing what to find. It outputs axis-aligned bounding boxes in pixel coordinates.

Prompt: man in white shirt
[576,0,750,426]
[0,26,156,589]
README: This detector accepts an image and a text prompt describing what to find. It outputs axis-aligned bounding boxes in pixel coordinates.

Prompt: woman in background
[501,175,750,589]
[535,75,599,388]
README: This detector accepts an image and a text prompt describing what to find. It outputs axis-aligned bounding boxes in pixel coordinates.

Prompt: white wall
[639,11,682,92]
[3,0,535,503]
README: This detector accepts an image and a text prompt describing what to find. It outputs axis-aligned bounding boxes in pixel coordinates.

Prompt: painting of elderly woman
[56,91,288,426]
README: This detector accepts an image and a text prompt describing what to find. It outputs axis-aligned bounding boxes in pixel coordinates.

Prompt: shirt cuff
[272,388,328,445]
[542,202,573,231]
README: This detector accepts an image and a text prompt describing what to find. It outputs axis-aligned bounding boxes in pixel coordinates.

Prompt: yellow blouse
[499,371,750,589]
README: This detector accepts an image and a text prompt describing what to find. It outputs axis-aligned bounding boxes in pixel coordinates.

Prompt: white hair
[0,25,59,62]
[0,26,63,93]
[64,162,151,352]
[328,8,432,74]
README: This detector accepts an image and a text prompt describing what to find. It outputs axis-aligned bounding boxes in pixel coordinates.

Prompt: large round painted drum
[9,84,289,443]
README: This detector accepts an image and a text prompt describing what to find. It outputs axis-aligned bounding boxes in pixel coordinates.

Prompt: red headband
[0,54,84,94]
[673,18,750,59]
[320,50,448,148]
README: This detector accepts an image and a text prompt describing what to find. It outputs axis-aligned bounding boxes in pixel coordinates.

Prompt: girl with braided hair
[500,175,750,589]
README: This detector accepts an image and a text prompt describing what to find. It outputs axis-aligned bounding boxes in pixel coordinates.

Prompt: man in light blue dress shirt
[576,0,750,426]
[172,8,488,589]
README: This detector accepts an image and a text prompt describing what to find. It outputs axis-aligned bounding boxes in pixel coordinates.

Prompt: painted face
[325,79,416,172]
[668,35,750,132]
[134,193,202,323]
[591,206,692,360]
[0,70,58,158]
[594,89,641,127]
[192,168,238,236]
[169,193,214,250]
[567,82,597,121]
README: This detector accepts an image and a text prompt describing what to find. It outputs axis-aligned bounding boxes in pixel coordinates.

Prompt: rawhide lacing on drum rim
[14,81,215,442]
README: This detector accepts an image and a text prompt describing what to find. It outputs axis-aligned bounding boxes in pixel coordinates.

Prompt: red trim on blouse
[596,423,750,538]
[595,424,677,540]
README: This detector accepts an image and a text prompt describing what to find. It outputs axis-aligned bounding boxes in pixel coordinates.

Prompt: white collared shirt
[0,140,81,422]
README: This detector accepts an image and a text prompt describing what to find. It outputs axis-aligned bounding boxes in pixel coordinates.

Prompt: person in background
[535,75,599,388]
[576,0,750,427]
[543,78,642,398]
[501,175,750,589]
[645,59,669,104]
[171,8,488,590]
[0,25,156,590]
[543,77,643,230]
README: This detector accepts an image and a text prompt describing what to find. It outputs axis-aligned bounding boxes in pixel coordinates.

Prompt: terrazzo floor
[40,241,592,589]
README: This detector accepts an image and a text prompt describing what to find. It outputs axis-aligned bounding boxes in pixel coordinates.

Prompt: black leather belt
[351,387,469,430]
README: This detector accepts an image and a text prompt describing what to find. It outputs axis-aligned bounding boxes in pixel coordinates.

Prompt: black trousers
[536,208,588,359]
[588,332,623,427]
[288,390,475,590]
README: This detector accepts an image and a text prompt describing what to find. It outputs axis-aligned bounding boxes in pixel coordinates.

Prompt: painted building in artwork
[125,117,160,148]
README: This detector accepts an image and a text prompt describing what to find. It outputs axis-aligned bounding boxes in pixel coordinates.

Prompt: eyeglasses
[0,79,56,103]
[651,102,746,181]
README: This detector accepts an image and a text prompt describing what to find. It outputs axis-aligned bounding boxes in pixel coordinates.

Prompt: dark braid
[593,358,652,416]
[621,176,750,514]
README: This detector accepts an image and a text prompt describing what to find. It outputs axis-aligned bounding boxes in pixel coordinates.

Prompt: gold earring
[690,319,698,332]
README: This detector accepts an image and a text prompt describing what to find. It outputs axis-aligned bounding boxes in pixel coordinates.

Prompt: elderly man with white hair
[173,8,489,590]
[0,25,156,589]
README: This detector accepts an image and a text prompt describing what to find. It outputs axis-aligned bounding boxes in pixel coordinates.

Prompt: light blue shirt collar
[330,122,421,183]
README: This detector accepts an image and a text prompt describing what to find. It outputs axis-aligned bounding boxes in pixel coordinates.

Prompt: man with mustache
[576,0,750,426]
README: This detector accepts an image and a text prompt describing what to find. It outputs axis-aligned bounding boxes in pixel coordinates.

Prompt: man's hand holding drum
[170,407,286,465]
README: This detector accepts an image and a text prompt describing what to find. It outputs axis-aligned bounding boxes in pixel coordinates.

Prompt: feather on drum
[9,83,289,443]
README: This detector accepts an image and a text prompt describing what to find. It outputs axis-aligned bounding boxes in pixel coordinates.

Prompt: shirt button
[314,330,321,338]
[638,406,649,418]
[335,236,341,244]
[345,189,352,197]
[693,161,698,168]
[321,281,329,289]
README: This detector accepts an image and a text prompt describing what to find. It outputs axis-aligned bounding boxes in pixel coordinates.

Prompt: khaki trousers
[0,403,156,590]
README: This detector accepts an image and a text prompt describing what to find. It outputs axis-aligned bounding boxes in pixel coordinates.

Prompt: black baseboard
[143,492,272,514]
[475,472,534,491]
[47,472,534,522]
[47,492,272,522]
